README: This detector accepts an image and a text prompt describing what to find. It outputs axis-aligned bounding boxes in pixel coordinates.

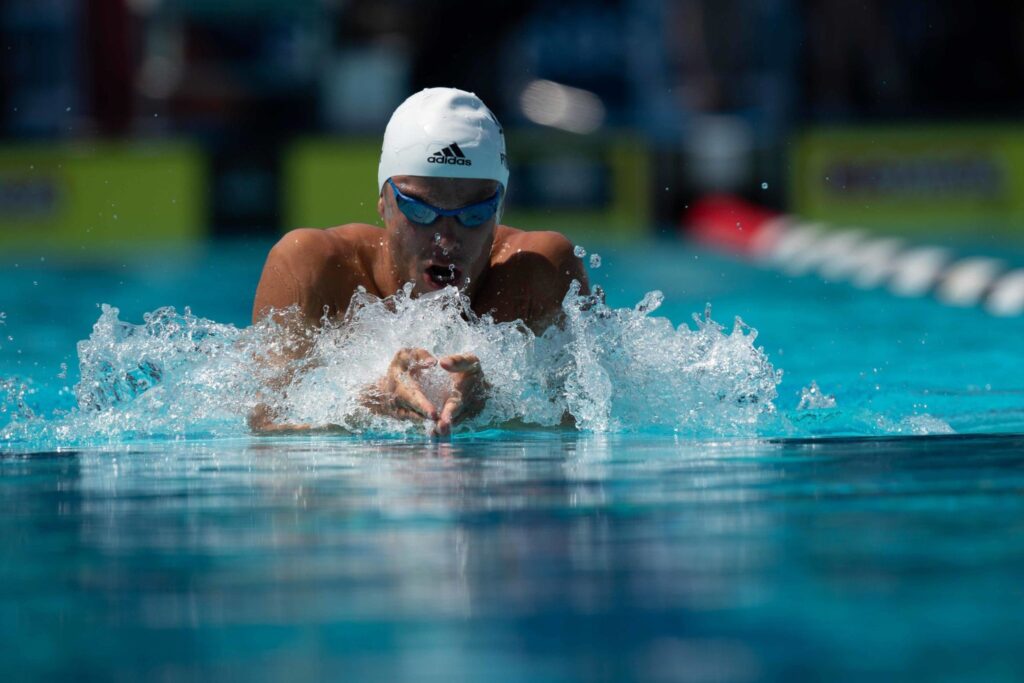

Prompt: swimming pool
[2,239,1023,680]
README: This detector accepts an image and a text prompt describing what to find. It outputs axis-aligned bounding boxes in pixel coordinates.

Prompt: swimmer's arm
[505,232,588,427]
[522,231,590,334]
[249,230,353,434]
[252,228,343,326]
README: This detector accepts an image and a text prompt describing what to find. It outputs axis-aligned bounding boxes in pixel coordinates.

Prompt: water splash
[878,414,955,436]
[797,381,837,410]
[2,305,281,445]
[0,377,35,422]
[555,289,780,432]
[0,285,783,447]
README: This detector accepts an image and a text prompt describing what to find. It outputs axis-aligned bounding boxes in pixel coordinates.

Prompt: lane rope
[688,195,1024,317]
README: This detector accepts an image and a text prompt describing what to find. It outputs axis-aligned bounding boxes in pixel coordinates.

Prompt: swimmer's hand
[361,348,488,436]
[362,348,441,423]
[436,353,487,437]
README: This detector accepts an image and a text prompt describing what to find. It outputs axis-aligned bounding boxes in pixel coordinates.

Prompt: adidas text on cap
[378,88,509,194]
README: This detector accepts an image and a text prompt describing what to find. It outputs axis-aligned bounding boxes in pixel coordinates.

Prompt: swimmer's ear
[377,192,385,222]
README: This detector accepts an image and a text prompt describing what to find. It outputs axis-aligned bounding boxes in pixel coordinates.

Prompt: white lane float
[688,195,1024,317]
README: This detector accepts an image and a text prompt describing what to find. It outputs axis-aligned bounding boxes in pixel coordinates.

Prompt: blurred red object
[686,195,780,255]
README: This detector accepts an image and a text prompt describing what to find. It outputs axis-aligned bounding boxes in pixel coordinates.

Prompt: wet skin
[251,175,588,435]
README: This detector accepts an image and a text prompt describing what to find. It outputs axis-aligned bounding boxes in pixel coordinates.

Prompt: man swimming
[250,87,588,435]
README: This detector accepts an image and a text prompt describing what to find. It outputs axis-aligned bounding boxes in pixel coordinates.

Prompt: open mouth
[425,264,463,288]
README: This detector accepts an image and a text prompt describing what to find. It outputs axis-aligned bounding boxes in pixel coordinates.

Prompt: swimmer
[250,87,588,435]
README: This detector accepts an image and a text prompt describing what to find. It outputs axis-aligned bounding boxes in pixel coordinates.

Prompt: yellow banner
[791,125,1024,236]
[283,132,650,239]
[0,142,206,251]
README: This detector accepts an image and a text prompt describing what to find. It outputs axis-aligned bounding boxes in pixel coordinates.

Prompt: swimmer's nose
[432,216,461,249]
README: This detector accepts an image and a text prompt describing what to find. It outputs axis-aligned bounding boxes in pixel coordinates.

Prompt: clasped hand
[364,348,487,436]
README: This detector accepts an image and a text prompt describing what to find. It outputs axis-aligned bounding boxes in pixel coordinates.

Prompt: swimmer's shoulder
[254,224,381,323]
[491,225,587,283]
[322,222,387,251]
[268,223,381,273]
[479,226,588,330]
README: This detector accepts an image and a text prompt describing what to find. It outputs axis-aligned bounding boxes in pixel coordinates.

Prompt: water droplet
[634,290,664,314]
[761,182,768,190]
[589,253,602,268]
[448,264,455,272]
[433,233,442,244]
[573,245,586,258]
[442,248,448,256]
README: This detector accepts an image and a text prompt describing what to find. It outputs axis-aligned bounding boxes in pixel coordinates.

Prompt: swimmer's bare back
[252,224,588,333]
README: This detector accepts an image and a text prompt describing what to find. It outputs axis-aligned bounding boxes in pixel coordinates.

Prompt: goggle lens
[388,178,501,228]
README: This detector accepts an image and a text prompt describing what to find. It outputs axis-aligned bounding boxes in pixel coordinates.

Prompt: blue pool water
[1,239,1023,680]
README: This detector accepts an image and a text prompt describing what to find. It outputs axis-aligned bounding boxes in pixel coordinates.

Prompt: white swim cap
[378,87,509,194]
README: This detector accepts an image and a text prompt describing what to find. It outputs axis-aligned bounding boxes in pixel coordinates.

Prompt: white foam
[1,284,783,445]
[879,414,955,436]
[797,381,837,410]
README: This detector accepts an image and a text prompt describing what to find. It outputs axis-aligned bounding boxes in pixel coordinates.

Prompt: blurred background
[2,0,1024,253]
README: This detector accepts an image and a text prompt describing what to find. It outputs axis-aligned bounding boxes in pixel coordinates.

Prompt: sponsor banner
[283,132,650,237]
[0,142,206,250]
[504,131,649,237]
[791,125,1024,235]
[284,139,384,230]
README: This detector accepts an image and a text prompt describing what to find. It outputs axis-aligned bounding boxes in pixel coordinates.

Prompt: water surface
[1,240,1023,680]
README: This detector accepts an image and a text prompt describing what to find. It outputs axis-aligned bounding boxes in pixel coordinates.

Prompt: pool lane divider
[687,195,1024,317]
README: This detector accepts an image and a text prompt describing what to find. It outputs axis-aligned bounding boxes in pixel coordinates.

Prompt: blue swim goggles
[387,177,503,228]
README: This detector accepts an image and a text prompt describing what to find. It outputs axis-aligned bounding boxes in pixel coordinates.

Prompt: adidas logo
[427,142,473,166]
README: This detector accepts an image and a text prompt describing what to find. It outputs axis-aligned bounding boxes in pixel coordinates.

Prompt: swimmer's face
[378,175,501,296]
